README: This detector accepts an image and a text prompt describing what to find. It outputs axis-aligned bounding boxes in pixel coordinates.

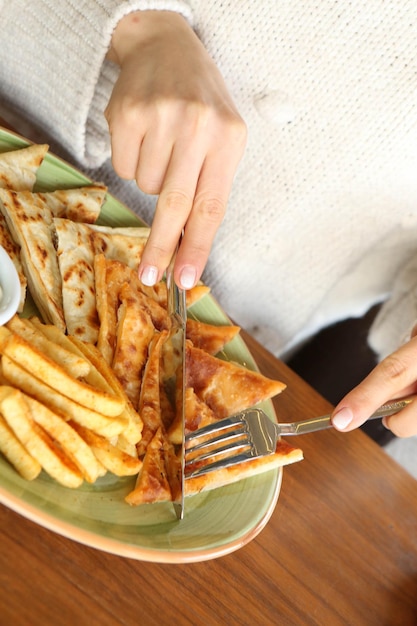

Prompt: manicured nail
[179,265,197,290]
[332,407,354,430]
[140,265,158,286]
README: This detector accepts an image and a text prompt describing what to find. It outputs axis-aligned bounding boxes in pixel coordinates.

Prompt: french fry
[115,433,138,457]
[31,319,123,399]
[0,326,12,349]
[0,358,8,385]
[70,422,142,477]
[69,337,143,445]
[6,315,90,378]
[24,395,105,483]
[0,331,125,417]
[0,413,41,480]
[0,386,83,488]
[1,356,127,439]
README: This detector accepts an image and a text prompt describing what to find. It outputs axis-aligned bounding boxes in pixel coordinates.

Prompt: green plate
[0,126,282,563]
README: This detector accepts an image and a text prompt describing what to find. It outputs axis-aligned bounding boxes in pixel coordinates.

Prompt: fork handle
[289,398,413,436]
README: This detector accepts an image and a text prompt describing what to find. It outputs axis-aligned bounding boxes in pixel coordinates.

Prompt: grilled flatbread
[0,189,65,328]
[54,219,150,342]
[186,343,287,419]
[136,331,168,456]
[167,386,218,444]
[0,145,49,312]
[0,187,107,327]
[0,144,48,191]
[95,255,169,366]
[37,185,107,224]
[0,212,26,311]
[185,438,303,497]
[125,427,172,505]
[112,283,155,408]
[186,319,240,355]
[54,218,98,339]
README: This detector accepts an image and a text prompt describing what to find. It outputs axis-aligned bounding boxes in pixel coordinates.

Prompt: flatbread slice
[186,319,240,355]
[54,219,151,342]
[95,256,169,365]
[125,427,172,505]
[136,331,168,456]
[0,189,65,328]
[89,223,150,268]
[0,212,26,311]
[185,437,303,496]
[0,143,48,191]
[112,282,155,408]
[186,342,286,419]
[37,185,107,223]
[167,386,218,444]
[0,187,108,328]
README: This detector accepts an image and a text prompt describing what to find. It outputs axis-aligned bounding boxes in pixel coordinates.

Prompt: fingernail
[140,265,158,286]
[179,265,197,290]
[332,407,354,430]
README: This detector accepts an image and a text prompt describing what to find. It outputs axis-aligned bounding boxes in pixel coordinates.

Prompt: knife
[165,242,187,520]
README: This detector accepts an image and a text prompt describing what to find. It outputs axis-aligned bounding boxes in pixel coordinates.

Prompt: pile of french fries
[0,315,144,488]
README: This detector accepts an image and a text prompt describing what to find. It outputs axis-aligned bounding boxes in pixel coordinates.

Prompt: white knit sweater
[1,1,417,358]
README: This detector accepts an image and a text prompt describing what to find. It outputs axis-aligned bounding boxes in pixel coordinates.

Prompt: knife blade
[165,243,186,520]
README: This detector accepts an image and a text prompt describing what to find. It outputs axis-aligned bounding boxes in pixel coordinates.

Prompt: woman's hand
[106,10,247,288]
[331,328,417,437]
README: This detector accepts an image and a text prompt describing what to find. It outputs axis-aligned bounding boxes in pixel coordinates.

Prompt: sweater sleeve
[0,1,193,167]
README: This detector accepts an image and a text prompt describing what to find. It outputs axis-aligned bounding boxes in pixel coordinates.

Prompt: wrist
[108,10,189,65]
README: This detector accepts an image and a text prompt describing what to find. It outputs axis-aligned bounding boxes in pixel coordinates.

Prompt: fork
[184,399,412,477]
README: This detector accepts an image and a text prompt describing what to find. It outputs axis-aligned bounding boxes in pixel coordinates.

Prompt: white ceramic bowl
[0,245,20,326]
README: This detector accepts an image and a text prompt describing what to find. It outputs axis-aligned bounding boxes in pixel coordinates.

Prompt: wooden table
[1,117,417,625]
[0,331,416,625]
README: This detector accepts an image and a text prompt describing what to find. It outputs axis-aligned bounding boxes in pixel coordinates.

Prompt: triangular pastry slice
[136,331,168,456]
[0,213,26,311]
[186,342,287,419]
[186,318,240,355]
[0,187,107,327]
[125,427,172,505]
[167,386,218,444]
[0,189,65,328]
[0,143,48,191]
[54,220,151,341]
[112,282,156,409]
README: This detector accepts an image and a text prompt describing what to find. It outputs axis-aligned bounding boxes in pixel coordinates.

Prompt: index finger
[139,136,244,288]
[331,335,417,431]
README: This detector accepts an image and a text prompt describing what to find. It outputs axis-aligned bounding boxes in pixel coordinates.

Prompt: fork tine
[185,413,245,445]
[185,450,256,478]
[185,428,247,455]
[186,437,251,467]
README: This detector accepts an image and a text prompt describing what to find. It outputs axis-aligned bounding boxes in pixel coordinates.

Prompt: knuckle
[379,353,409,382]
[194,193,226,224]
[143,240,173,266]
[162,189,192,213]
